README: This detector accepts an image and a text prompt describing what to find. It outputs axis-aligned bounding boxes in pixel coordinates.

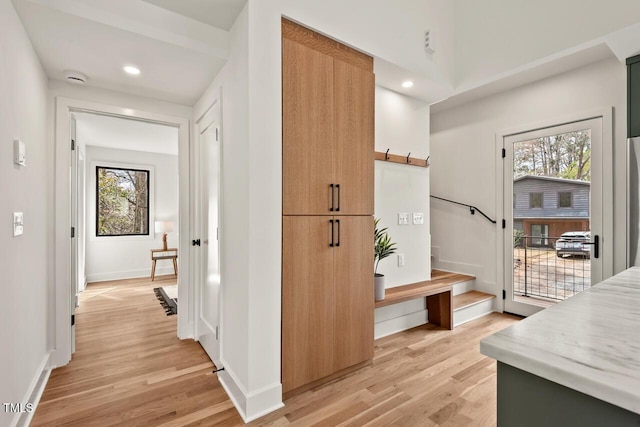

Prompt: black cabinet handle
[192,239,201,246]
[336,184,341,212]
[336,219,341,247]
[329,220,335,247]
[330,184,335,212]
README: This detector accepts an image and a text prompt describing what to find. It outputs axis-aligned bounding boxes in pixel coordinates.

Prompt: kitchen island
[481,267,640,426]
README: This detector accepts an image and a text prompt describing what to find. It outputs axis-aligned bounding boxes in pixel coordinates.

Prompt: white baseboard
[217,360,283,423]
[375,308,429,339]
[453,299,496,327]
[86,267,174,283]
[13,352,52,427]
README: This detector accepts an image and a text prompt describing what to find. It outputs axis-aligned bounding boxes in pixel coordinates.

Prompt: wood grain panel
[282,18,373,72]
[453,290,496,311]
[427,291,453,330]
[334,216,374,370]
[334,59,375,215]
[282,38,335,215]
[282,216,336,392]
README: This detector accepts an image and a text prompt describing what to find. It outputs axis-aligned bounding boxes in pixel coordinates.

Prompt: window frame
[558,191,573,208]
[529,192,543,209]
[91,161,155,241]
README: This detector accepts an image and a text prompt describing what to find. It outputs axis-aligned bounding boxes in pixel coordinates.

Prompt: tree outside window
[96,166,150,236]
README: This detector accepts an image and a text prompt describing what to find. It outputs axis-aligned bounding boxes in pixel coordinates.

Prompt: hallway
[31,276,243,426]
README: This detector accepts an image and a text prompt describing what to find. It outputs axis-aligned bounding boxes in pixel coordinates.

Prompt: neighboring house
[513,175,590,246]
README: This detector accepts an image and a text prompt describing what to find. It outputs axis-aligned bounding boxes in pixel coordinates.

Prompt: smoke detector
[64,70,87,85]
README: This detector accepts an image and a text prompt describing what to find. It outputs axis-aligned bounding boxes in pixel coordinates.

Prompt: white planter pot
[374,274,385,301]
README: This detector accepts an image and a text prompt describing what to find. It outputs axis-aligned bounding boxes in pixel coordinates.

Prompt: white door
[197,104,221,364]
[70,114,78,353]
[504,118,604,316]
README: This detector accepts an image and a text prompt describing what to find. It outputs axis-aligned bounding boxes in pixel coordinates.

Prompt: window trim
[529,192,543,209]
[558,191,573,208]
[91,161,155,241]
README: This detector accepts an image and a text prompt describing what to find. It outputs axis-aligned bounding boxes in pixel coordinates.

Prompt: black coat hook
[406,152,411,164]
[385,148,390,160]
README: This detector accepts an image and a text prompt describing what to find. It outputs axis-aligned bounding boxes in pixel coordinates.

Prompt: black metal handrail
[430,195,497,224]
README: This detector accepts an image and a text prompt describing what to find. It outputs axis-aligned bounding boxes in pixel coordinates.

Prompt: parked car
[555,231,591,258]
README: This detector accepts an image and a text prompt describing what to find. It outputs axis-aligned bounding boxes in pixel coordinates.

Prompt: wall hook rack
[374,149,429,168]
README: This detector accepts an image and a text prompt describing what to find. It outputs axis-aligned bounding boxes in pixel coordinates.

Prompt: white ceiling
[141,0,247,31]
[75,112,179,156]
[11,0,240,105]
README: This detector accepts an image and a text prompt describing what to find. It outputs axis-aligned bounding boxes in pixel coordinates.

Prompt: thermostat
[14,139,26,166]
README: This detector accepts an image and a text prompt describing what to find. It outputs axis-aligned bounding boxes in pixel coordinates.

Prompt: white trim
[495,108,614,316]
[52,96,192,368]
[85,267,175,283]
[13,352,51,427]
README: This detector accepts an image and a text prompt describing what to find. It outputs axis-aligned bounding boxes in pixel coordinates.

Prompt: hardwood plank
[282,18,373,72]
[453,290,496,311]
[31,276,243,427]
[282,37,335,215]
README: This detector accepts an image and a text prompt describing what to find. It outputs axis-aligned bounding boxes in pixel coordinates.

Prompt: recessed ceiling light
[402,81,414,88]
[123,66,141,76]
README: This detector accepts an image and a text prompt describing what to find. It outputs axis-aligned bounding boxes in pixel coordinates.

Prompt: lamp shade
[155,221,174,234]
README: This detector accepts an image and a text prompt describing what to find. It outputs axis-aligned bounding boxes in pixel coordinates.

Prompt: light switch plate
[398,213,409,225]
[413,212,424,225]
[14,140,26,166]
[398,254,405,267]
[13,212,24,237]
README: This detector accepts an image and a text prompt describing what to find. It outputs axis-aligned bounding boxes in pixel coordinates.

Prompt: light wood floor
[31,275,244,426]
[32,276,520,426]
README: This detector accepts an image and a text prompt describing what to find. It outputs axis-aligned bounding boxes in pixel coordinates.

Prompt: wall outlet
[398,213,409,225]
[413,212,424,225]
[398,254,405,267]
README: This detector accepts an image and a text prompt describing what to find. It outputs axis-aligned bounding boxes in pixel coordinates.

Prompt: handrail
[430,195,497,224]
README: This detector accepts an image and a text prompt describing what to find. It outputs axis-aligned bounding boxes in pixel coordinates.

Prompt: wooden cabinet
[282,23,374,216]
[281,18,375,395]
[282,216,373,393]
[629,54,640,138]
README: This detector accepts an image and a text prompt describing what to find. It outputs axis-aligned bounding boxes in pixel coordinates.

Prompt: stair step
[453,291,496,312]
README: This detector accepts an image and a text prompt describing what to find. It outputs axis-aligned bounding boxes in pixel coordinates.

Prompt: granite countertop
[481,267,640,415]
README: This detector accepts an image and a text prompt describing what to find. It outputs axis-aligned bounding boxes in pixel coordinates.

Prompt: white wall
[453,0,640,89]
[83,146,178,282]
[0,1,49,426]
[430,57,626,301]
[374,86,431,338]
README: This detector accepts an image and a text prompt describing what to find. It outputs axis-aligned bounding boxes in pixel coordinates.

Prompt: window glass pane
[558,191,572,208]
[97,167,150,236]
[530,192,543,208]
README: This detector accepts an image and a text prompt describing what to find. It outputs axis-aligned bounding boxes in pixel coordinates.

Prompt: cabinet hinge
[71,227,75,238]
[501,148,506,158]
[502,219,506,229]
[502,290,506,300]
[71,139,76,151]
[71,314,75,326]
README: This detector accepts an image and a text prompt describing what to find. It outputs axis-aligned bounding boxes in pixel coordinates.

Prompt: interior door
[282,216,335,392]
[333,216,374,371]
[197,106,221,364]
[70,114,78,353]
[504,118,604,316]
[334,59,375,215]
[282,38,335,215]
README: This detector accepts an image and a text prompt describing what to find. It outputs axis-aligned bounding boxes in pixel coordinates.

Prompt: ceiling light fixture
[402,81,414,88]
[123,65,141,76]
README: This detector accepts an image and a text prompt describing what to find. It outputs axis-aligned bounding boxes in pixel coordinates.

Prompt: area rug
[153,285,178,316]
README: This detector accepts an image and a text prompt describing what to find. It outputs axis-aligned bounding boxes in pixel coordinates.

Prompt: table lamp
[155,221,174,251]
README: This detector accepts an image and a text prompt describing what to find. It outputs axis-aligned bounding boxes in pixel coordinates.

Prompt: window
[529,192,543,209]
[530,224,549,247]
[96,166,150,236]
[558,191,572,208]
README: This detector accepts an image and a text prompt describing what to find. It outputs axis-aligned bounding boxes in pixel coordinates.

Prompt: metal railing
[513,235,590,301]
[430,195,496,224]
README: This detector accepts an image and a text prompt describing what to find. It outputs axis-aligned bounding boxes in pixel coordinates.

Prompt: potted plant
[374,218,397,301]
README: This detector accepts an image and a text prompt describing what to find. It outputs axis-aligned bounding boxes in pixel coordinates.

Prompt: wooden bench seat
[375,270,475,330]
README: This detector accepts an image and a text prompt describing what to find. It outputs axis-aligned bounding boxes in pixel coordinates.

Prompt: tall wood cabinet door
[334,59,375,215]
[333,216,374,371]
[283,38,335,215]
[282,216,336,392]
